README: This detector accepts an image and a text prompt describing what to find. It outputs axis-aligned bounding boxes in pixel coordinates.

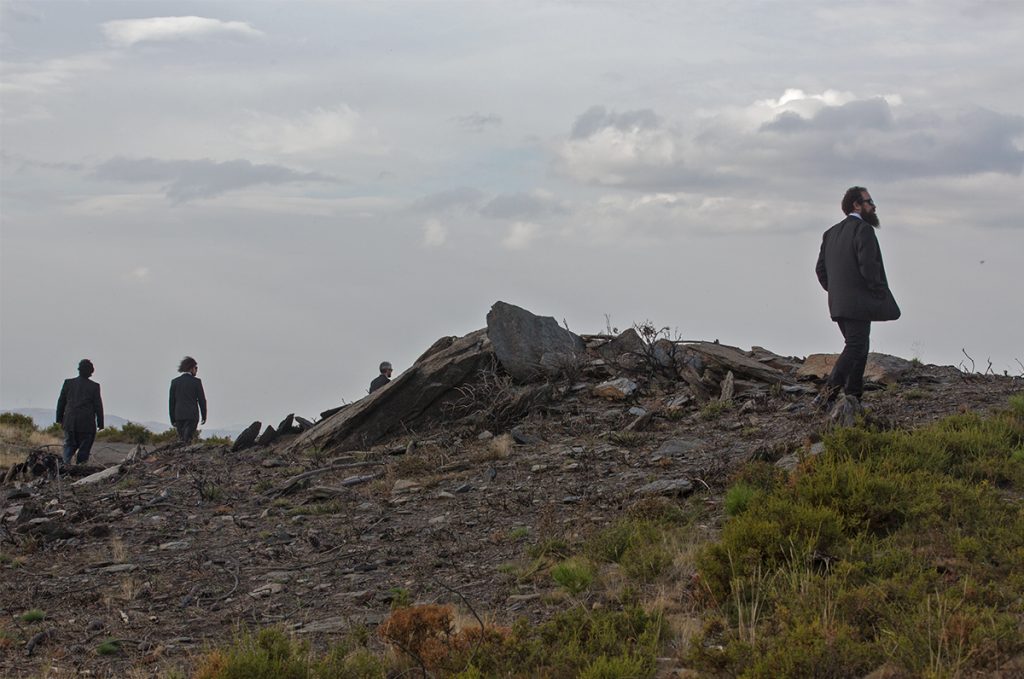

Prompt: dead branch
[265,460,384,497]
[960,348,976,374]
[25,628,54,656]
[433,578,485,632]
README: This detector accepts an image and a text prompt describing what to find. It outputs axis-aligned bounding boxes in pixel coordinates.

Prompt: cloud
[0,53,113,96]
[480,190,568,220]
[102,16,264,48]
[501,221,540,250]
[1,152,85,173]
[92,157,339,202]
[570,106,660,139]
[131,267,150,280]
[556,91,1024,193]
[237,105,362,154]
[422,219,447,247]
[760,97,894,133]
[451,112,502,132]
[408,187,485,214]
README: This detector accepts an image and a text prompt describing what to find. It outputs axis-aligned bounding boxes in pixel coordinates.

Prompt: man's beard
[863,211,880,228]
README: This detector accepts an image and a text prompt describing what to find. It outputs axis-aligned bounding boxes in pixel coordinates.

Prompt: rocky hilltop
[2,302,1020,677]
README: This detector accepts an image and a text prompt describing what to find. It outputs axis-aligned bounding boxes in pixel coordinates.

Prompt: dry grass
[470,433,513,463]
[110,536,129,562]
[0,423,62,466]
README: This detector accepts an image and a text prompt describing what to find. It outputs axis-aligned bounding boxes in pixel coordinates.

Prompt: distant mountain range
[1,407,243,440]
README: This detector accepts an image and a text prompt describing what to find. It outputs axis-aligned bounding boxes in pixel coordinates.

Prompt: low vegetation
[688,395,1024,677]
[97,421,178,445]
[0,412,232,461]
[185,397,1024,678]
[0,413,61,466]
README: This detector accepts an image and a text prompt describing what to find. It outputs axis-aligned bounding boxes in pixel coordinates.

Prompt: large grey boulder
[596,328,646,364]
[486,301,585,382]
[288,328,494,454]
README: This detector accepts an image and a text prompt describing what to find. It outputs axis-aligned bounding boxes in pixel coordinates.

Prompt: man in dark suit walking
[56,359,104,464]
[814,186,900,410]
[169,356,207,444]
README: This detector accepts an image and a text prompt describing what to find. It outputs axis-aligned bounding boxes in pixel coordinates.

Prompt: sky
[1,0,1022,430]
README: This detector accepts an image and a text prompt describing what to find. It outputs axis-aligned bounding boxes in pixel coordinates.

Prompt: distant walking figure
[56,359,104,465]
[369,361,393,394]
[169,356,207,444]
[814,186,900,409]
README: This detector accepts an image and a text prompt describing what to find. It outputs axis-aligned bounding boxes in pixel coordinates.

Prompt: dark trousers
[62,429,96,465]
[827,318,871,398]
[174,419,199,444]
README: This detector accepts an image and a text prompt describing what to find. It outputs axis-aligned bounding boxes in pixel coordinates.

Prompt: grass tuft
[20,609,44,623]
[551,558,595,594]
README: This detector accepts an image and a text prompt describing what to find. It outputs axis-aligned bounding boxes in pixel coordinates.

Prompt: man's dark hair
[78,359,94,377]
[842,186,869,215]
[178,356,198,373]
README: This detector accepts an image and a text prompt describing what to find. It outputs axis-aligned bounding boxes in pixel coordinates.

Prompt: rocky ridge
[1,301,1020,677]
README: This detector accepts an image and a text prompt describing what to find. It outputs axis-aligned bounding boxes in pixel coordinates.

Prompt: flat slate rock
[634,479,695,497]
[653,438,703,457]
[798,353,913,385]
[593,377,638,400]
[231,421,262,452]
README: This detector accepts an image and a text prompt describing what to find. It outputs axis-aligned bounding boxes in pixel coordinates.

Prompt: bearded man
[814,186,900,409]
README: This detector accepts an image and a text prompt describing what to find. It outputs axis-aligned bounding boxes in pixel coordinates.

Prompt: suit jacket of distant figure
[169,373,207,424]
[815,215,901,322]
[56,376,104,432]
[369,374,390,394]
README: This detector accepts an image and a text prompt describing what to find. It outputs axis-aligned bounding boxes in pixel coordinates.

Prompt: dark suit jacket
[169,373,207,424]
[369,374,390,394]
[816,215,900,322]
[56,376,104,432]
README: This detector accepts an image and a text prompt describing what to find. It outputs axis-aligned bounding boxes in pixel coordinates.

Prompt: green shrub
[723,483,759,516]
[508,526,530,540]
[730,460,786,492]
[689,399,1024,677]
[552,558,595,594]
[626,496,689,524]
[20,609,44,623]
[0,412,36,431]
[700,400,732,420]
[388,587,411,610]
[578,654,650,679]
[152,428,180,444]
[608,431,647,447]
[587,519,675,583]
[528,537,570,559]
[194,627,311,679]
[97,422,150,444]
[314,643,384,679]
[96,639,121,656]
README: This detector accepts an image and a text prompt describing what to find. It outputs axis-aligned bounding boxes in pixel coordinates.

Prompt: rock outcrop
[289,329,495,453]
[486,301,585,382]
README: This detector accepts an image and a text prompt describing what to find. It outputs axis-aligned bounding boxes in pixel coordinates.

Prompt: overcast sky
[2,0,1022,430]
